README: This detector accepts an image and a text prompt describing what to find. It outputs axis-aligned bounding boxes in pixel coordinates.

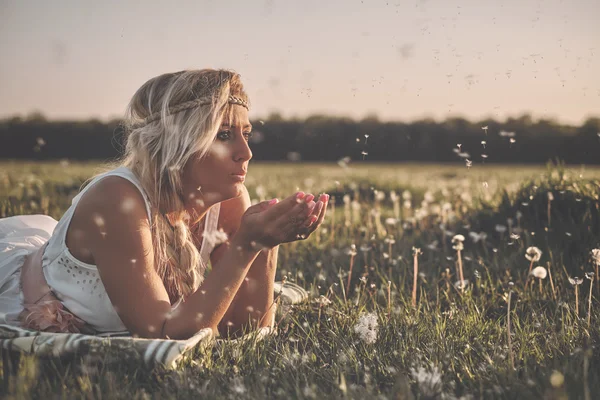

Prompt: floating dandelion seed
[510,138,516,144]
[457,143,462,150]
[337,156,351,168]
[481,126,489,134]
[481,140,486,148]
[465,159,472,169]
[361,151,368,160]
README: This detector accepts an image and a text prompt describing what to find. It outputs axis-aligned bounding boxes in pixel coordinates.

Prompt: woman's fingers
[305,194,328,230]
[262,192,305,220]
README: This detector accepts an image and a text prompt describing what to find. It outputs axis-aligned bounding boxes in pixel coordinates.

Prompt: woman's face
[182,104,253,208]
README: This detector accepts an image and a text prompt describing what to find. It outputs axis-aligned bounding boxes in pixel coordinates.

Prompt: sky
[0,0,598,125]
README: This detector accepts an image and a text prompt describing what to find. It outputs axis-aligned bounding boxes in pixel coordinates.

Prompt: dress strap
[198,203,221,269]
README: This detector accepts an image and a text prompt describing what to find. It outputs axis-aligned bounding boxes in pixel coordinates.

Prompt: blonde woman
[0,69,329,339]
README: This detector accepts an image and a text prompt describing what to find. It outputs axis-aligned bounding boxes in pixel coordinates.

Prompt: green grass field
[1,160,600,399]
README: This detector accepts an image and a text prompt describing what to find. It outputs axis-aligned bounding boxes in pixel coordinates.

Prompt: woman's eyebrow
[221,123,253,130]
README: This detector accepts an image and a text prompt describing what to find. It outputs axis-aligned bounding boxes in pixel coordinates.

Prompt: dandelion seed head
[525,246,542,262]
[531,266,547,279]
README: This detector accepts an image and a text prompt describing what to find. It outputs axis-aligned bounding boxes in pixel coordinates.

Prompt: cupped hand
[281,192,329,243]
[237,191,329,249]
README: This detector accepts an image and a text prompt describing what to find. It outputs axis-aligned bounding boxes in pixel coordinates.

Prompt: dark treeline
[1,112,599,164]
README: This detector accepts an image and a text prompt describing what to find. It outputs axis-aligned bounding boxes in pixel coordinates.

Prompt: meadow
[1,160,600,399]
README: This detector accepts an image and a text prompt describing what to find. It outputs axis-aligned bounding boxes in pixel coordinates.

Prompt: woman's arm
[82,178,319,339]
[208,187,279,337]
[78,177,259,339]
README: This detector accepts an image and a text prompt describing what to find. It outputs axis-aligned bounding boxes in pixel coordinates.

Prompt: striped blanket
[0,281,308,369]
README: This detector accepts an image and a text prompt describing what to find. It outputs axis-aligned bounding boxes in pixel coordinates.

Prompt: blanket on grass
[0,281,308,369]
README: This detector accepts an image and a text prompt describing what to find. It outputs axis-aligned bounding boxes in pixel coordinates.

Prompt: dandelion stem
[547,262,556,300]
[576,285,580,317]
[539,278,542,295]
[507,290,515,371]
[387,281,392,318]
[346,254,355,299]
[525,260,534,290]
[457,249,465,293]
[412,252,419,308]
[329,196,336,242]
[587,275,594,329]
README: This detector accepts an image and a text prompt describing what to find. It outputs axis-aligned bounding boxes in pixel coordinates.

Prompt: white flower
[454,279,469,290]
[531,266,547,279]
[590,249,600,266]
[452,234,465,243]
[315,295,332,306]
[568,277,583,285]
[346,244,357,256]
[585,272,595,280]
[384,236,396,245]
[353,313,379,344]
[525,247,542,262]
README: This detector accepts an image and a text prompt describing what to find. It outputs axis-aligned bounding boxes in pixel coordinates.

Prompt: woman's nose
[234,137,252,162]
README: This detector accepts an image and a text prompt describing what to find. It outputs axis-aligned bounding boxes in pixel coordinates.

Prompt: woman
[0,69,328,340]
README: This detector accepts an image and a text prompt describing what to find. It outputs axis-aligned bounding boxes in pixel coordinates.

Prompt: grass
[1,160,600,399]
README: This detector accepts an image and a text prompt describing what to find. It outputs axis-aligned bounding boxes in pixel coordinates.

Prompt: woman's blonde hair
[112,69,249,304]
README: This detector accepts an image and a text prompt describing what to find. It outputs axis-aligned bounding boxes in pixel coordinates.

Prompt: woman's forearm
[225,245,279,333]
[161,234,260,340]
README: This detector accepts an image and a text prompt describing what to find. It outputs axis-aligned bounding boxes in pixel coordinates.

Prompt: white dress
[0,166,220,334]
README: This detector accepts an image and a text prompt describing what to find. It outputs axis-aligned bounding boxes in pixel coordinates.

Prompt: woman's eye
[244,132,253,141]
[217,131,231,141]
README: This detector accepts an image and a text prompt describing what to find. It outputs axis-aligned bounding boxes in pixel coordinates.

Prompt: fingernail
[295,191,305,200]
[304,194,315,203]
[268,198,278,205]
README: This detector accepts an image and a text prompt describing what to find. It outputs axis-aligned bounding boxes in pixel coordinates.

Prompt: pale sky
[0,0,598,124]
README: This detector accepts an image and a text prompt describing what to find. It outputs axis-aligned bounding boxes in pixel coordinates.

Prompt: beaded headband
[137,95,249,127]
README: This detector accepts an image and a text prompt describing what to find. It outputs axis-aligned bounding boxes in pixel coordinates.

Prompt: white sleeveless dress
[0,166,221,334]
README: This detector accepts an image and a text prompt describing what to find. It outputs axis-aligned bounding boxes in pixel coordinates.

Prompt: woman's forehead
[222,105,251,129]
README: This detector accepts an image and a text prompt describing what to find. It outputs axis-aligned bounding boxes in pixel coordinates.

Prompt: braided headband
[137,95,249,127]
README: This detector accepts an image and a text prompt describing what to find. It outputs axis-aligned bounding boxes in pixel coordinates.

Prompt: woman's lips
[231,173,246,182]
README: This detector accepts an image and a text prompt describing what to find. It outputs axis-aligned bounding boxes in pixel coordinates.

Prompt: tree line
[1,112,598,164]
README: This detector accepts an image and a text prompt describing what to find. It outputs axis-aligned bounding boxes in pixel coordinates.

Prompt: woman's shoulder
[76,175,151,223]
[65,175,152,264]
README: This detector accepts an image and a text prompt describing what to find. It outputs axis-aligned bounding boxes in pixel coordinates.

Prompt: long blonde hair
[115,69,249,304]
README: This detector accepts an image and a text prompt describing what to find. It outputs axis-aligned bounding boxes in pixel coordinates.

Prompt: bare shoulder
[67,175,151,264]
[217,184,251,236]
